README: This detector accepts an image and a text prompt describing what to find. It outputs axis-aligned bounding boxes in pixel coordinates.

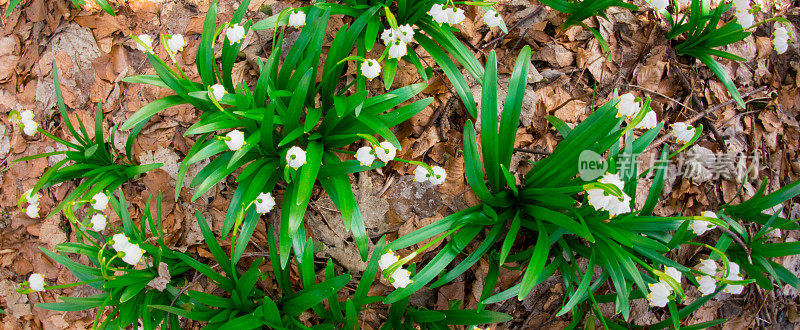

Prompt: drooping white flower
[28,273,45,292]
[414,166,430,183]
[90,213,107,231]
[586,173,632,217]
[651,0,668,11]
[726,282,745,294]
[724,261,745,294]
[286,146,306,169]
[446,7,466,25]
[670,122,696,143]
[697,259,717,275]
[361,59,381,80]
[91,192,109,211]
[697,275,717,295]
[226,23,245,44]
[664,266,682,285]
[390,268,412,288]
[25,203,39,218]
[21,119,38,136]
[773,25,791,54]
[225,130,245,151]
[24,189,41,205]
[388,40,407,59]
[647,281,671,307]
[135,34,153,53]
[121,243,145,265]
[381,28,397,46]
[166,34,186,54]
[616,93,640,118]
[375,142,397,163]
[428,4,449,25]
[429,166,447,186]
[691,211,717,235]
[736,12,754,29]
[210,84,225,101]
[254,192,276,214]
[483,9,504,28]
[288,10,306,27]
[635,110,658,130]
[397,24,415,43]
[19,110,34,122]
[647,291,670,307]
[378,250,399,270]
[111,233,131,252]
[356,146,376,166]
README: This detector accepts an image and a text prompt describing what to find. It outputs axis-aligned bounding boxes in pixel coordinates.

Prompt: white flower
[732,0,750,11]
[616,93,640,118]
[210,84,225,101]
[166,34,186,54]
[647,291,670,307]
[390,268,412,288]
[378,250,399,270]
[19,110,34,122]
[21,119,38,136]
[428,4,449,25]
[361,59,381,80]
[226,23,245,44]
[728,261,740,277]
[381,28,397,46]
[697,259,717,275]
[414,166,430,183]
[356,146,376,166]
[773,25,791,54]
[111,233,131,252]
[647,281,671,307]
[25,203,39,218]
[670,122,696,143]
[375,142,397,163]
[397,24,415,43]
[724,261,745,294]
[288,10,306,27]
[286,146,306,169]
[24,189,41,205]
[388,40,407,59]
[635,110,658,130]
[121,243,145,265]
[28,273,45,292]
[697,275,717,295]
[447,7,466,25]
[725,283,745,294]
[91,192,109,211]
[651,0,668,11]
[691,211,717,235]
[135,34,153,53]
[254,192,276,214]
[483,10,504,28]
[586,173,632,217]
[90,213,107,231]
[736,12,754,29]
[225,130,245,151]
[429,166,447,185]
[664,266,682,284]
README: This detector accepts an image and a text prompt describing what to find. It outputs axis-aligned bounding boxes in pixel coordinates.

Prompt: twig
[622,83,697,112]
[483,6,544,49]
[513,147,551,155]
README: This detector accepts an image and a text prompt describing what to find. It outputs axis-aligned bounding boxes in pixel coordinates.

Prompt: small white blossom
[428,4,449,25]
[375,142,397,163]
[378,250,399,270]
[447,7,466,25]
[697,275,717,295]
[670,122,696,143]
[691,211,717,235]
[414,166,430,183]
[288,10,306,27]
[664,266,682,285]
[483,10,504,28]
[736,11,754,29]
[121,243,145,265]
[225,130,245,151]
[697,259,717,275]
[647,281,671,307]
[24,189,41,205]
[25,203,39,218]
[647,291,670,307]
[111,233,131,252]
[254,192,276,214]
[91,192,109,211]
[28,273,45,292]
[388,40,407,59]
[635,110,658,130]
[724,261,745,294]
[651,0,668,11]
[135,34,153,53]
[166,34,186,54]
[356,146,376,166]
[773,25,791,54]
[286,146,306,169]
[19,110,34,122]
[360,59,381,80]
[429,166,447,186]
[21,119,38,136]
[226,23,245,44]
[381,28,397,46]
[586,173,632,217]
[210,84,225,101]
[90,213,107,231]
[390,268,412,288]
[616,93,640,118]
[397,24,415,43]
[728,261,740,277]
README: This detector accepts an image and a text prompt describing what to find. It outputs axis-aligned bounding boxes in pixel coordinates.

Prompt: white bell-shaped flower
[288,10,306,27]
[381,28,397,46]
[136,34,153,53]
[375,142,397,163]
[724,261,745,294]
[90,213,107,231]
[91,192,109,211]
[397,24,415,43]
[697,259,717,275]
[635,110,658,130]
[254,192,276,214]
[356,146,376,166]
[670,122,696,143]
[447,7,466,25]
[647,281,671,307]
[414,166,430,183]
[378,250,399,270]
[586,173,632,217]
[773,25,790,54]
[25,203,39,218]
[21,119,38,136]
[210,84,225,101]
[428,4,449,25]
[736,12,754,29]
[390,268,412,289]
[226,23,245,44]
[121,243,145,265]
[429,166,447,185]
[697,275,717,295]
[691,211,717,235]
[483,10,504,28]
[28,273,45,292]
[225,130,245,151]
[166,34,186,54]
[111,233,131,252]
[19,110,34,122]
[361,59,381,80]
[388,40,407,59]
[24,189,41,205]
[616,93,640,118]
[286,146,306,169]
[647,291,670,307]
[651,0,668,11]
[664,266,682,284]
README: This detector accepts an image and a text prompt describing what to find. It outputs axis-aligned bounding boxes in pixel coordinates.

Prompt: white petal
[288,10,306,27]
[225,130,245,151]
[388,41,407,59]
[211,84,226,101]
[356,146,376,166]
[697,259,717,275]
[28,273,46,292]
[414,166,430,183]
[375,142,397,163]
[122,244,145,265]
[616,93,640,118]
[429,166,447,185]
[697,276,717,295]
[286,146,306,169]
[360,59,381,79]
[255,192,276,214]
[90,214,107,231]
[112,234,132,252]
[378,251,399,270]
[92,192,109,211]
[226,24,245,44]
[25,203,39,218]
[635,111,658,129]
[483,10,503,27]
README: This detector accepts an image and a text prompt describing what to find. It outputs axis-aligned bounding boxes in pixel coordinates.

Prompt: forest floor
[1,0,800,329]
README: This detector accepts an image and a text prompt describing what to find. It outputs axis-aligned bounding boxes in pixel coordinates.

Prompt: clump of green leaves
[539,0,637,51]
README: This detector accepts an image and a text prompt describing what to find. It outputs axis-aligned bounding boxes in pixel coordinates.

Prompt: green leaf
[498,45,532,169]
[518,220,550,300]
[120,95,186,131]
